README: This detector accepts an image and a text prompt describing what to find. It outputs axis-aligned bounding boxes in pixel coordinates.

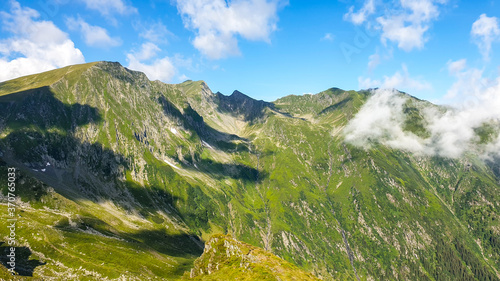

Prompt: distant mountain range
[0,61,499,280]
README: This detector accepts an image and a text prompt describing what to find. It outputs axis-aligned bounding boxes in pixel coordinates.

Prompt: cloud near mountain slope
[344,76,500,159]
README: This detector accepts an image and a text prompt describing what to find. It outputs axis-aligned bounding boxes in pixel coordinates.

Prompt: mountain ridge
[0,61,499,280]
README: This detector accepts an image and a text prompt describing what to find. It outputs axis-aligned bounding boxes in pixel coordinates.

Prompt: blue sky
[0,0,499,103]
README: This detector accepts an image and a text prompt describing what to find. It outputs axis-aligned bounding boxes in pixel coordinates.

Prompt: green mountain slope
[0,62,499,280]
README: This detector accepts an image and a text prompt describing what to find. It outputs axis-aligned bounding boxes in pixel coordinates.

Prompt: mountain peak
[94,61,150,84]
[216,90,274,121]
[230,90,247,98]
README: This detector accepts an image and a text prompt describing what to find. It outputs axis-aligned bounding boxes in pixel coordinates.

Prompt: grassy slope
[0,62,99,97]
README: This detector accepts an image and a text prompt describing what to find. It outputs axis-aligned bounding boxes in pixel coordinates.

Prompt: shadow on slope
[0,242,46,277]
[0,87,208,255]
[182,158,266,184]
[158,95,248,147]
[0,86,102,132]
[319,96,353,115]
[53,214,204,258]
[215,90,275,122]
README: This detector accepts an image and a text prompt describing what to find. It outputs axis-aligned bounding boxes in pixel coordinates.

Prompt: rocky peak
[215,90,274,122]
[93,61,150,86]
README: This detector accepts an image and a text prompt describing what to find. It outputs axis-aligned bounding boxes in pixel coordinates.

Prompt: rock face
[189,234,319,281]
[215,90,274,122]
[0,61,499,280]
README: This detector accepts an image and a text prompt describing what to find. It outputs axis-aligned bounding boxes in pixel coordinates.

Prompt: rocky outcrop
[189,234,320,281]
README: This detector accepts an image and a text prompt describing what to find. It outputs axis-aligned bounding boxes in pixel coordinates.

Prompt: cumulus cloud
[343,0,375,25]
[345,63,500,159]
[344,0,447,52]
[81,0,137,16]
[359,64,432,92]
[174,0,285,59]
[128,57,176,82]
[377,0,444,51]
[471,14,500,60]
[66,16,121,48]
[126,42,176,82]
[0,1,85,82]
[129,42,160,61]
[377,16,428,51]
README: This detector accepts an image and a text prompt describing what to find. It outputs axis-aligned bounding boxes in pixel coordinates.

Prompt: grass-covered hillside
[0,62,499,280]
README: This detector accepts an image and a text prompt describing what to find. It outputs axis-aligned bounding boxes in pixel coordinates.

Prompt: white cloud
[130,42,160,61]
[344,0,447,52]
[193,32,240,59]
[367,52,381,71]
[344,89,426,153]
[66,16,121,48]
[444,59,485,100]
[322,33,334,41]
[359,64,432,91]
[423,72,500,158]
[174,0,285,59]
[344,0,375,25]
[0,1,84,82]
[126,43,176,82]
[446,58,467,75]
[137,21,173,44]
[346,64,500,159]
[377,0,443,51]
[81,0,137,16]
[128,57,176,82]
[377,15,429,51]
[172,54,194,71]
[471,14,500,60]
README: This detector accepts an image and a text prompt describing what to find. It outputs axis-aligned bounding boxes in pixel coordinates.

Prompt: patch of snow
[170,128,178,135]
[335,181,343,190]
[32,169,38,172]
[41,169,46,172]
[46,162,51,166]
[164,159,180,170]
[201,140,213,149]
